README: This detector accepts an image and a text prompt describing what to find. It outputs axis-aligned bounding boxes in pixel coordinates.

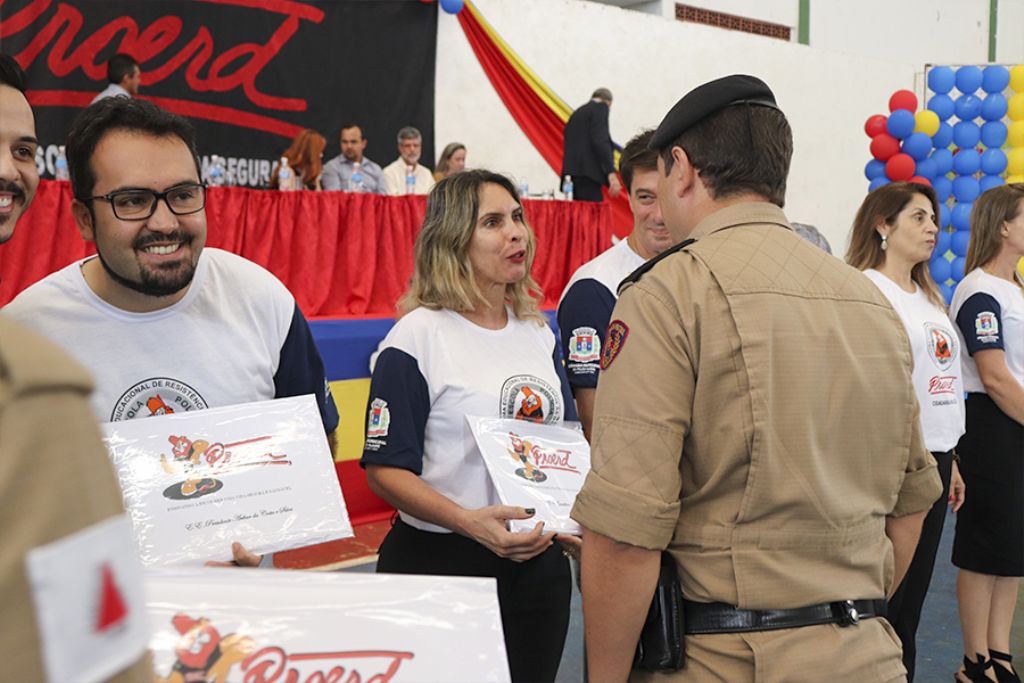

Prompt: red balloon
[889,89,918,113]
[870,133,901,161]
[908,176,932,186]
[886,153,916,181]
[864,114,887,138]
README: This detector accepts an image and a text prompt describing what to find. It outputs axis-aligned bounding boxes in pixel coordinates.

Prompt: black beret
[649,74,779,149]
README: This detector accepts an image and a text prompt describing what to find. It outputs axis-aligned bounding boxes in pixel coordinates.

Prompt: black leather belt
[683,598,886,634]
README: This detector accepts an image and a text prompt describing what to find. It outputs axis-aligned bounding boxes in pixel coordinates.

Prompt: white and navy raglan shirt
[360,307,578,533]
[950,268,1024,394]
[556,239,645,389]
[3,248,338,433]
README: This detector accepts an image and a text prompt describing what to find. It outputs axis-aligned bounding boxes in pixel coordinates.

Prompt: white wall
[996,0,1024,63]
[435,0,920,252]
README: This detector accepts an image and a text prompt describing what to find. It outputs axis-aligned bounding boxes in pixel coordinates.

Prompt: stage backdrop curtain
[0,181,611,315]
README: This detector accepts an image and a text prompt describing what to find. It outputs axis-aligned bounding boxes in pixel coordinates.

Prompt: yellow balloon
[1009,174,1024,184]
[914,110,940,136]
[1011,65,1024,92]
[1011,93,1024,121]
[1010,149,1024,175]
[1019,257,1024,277]
[1010,122,1024,148]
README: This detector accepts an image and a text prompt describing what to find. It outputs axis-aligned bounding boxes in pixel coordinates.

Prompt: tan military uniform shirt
[572,202,942,682]
[0,316,152,681]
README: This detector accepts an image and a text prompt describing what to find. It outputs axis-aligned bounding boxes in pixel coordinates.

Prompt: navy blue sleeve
[274,303,340,434]
[551,339,579,422]
[956,292,1004,355]
[360,347,430,474]
[557,279,616,389]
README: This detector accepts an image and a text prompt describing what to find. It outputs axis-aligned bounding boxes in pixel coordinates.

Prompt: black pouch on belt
[632,551,685,672]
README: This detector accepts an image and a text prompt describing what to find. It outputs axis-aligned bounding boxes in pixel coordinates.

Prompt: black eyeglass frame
[86,181,208,221]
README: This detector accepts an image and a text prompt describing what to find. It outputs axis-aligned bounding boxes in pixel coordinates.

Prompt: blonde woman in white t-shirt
[847,181,967,682]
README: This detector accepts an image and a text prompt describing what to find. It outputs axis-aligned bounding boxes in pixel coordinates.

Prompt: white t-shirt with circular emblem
[864,269,965,452]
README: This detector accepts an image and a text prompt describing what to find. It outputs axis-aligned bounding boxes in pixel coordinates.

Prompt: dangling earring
[880,234,888,251]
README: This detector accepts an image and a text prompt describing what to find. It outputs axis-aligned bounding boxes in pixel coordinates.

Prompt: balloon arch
[864,64,1024,302]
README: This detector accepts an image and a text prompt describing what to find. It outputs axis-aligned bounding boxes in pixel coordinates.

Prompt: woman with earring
[949,183,1024,683]
[847,181,966,682]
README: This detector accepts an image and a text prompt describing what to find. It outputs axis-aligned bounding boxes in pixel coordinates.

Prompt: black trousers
[887,449,954,682]
[377,518,571,683]
[569,175,604,202]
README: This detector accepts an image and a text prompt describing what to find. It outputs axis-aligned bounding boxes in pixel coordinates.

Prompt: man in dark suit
[561,87,622,202]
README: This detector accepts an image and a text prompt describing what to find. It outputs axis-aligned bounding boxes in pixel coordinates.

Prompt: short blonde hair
[967,183,1024,277]
[399,170,545,324]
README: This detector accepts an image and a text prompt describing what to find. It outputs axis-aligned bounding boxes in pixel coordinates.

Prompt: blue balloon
[930,257,952,284]
[980,174,1005,193]
[865,158,886,180]
[933,176,953,203]
[955,94,983,121]
[981,93,1008,121]
[952,201,974,231]
[980,149,1008,175]
[936,226,952,254]
[931,148,954,175]
[932,122,954,148]
[953,149,981,175]
[953,177,980,204]
[869,176,890,192]
[951,256,967,281]
[940,282,955,305]
[981,121,1008,148]
[439,0,465,13]
[956,65,983,94]
[928,94,956,121]
[886,109,916,139]
[901,132,933,161]
[915,158,937,179]
[929,66,956,94]
[953,121,981,148]
[938,201,951,228]
[982,65,1011,94]
[951,230,971,257]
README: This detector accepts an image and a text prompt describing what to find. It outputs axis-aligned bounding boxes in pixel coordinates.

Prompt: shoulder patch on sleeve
[617,238,696,296]
[600,320,630,370]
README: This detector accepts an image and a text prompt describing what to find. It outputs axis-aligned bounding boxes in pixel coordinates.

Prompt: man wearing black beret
[572,75,941,681]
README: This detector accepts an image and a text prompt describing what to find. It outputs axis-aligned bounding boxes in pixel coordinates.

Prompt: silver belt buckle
[843,600,860,626]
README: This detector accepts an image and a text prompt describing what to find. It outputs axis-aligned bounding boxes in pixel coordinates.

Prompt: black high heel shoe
[955,653,993,682]
[989,650,1022,683]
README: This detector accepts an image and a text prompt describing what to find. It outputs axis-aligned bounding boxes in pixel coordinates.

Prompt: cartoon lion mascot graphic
[158,614,254,683]
[160,435,223,500]
[507,431,547,483]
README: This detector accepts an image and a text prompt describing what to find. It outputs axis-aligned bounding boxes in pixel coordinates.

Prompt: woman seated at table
[361,170,575,683]
[433,142,466,181]
[269,128,325,190]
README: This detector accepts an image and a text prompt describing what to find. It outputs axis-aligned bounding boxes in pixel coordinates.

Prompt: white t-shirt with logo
[950,267,1024,393]
[360,307,578,533]
[864,270,965,452]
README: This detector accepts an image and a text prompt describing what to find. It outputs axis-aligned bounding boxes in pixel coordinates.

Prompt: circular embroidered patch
[600,320,630,370]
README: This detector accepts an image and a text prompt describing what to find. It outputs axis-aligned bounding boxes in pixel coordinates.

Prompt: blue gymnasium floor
[347,514,1024,682]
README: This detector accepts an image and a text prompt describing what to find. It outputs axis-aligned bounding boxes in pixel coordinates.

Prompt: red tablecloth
[0,181,613,315]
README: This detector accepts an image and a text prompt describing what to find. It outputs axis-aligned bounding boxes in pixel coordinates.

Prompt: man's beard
[95,230,198,298]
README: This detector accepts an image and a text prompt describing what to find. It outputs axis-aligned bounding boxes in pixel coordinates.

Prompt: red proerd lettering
[241,646,414,683]
[530,446,579,472]
[4,0,324,112]
[928,376,957,395]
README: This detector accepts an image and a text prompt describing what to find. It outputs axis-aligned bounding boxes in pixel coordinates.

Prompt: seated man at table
[556,129,672,438]
[321,122,385,194]
[381,126,435,196]
[3,97,339,563]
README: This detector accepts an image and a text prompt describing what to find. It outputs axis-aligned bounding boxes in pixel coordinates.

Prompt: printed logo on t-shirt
[500,375,563,425]
[110,377,209,422]
[927,376,958,395]
[366,398,391,438]
[975,311,1000,343]
[568,327,601,364]
[924,323,958,371]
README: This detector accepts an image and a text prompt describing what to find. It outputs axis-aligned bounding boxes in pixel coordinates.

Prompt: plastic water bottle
[278,157,295,191]
[54,146,69,181]
[563,175,574,201]
[517,178,529,198]
[208,155,225,187]
[350,162,365,193]
[405,165,416,194]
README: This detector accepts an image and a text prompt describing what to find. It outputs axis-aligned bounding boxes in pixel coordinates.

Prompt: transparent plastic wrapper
[145,567,511,682]
[101,395,352,566]
[467,416,591,535]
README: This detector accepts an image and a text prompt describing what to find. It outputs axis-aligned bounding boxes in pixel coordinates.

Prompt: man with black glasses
[4,99,338,565]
